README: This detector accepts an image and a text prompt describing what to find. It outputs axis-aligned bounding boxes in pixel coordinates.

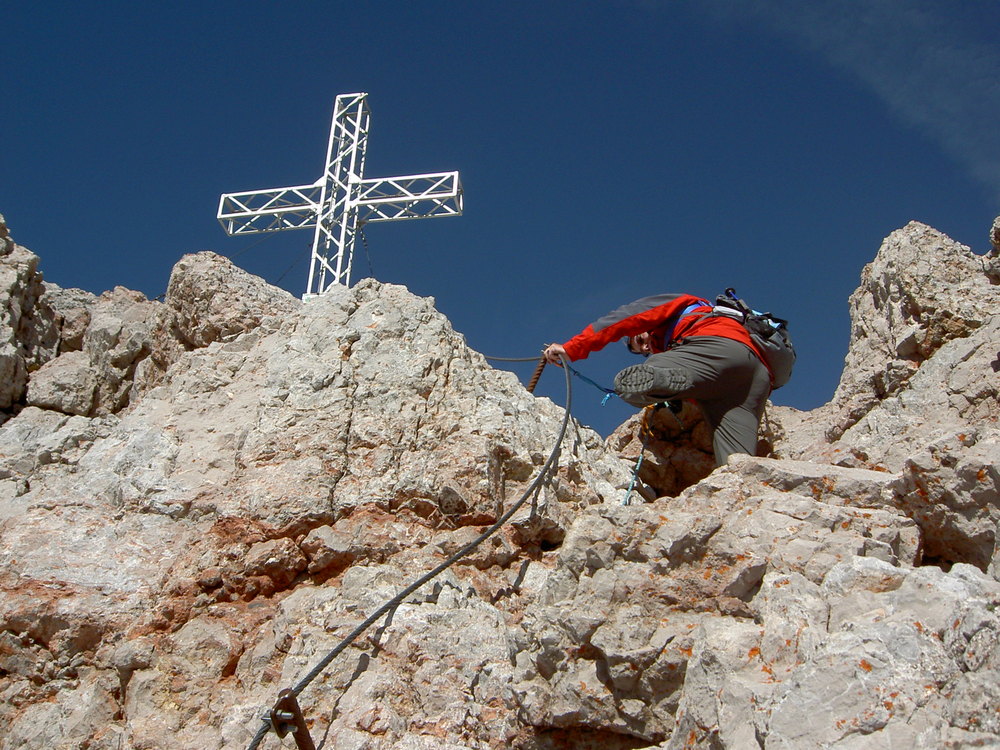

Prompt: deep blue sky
[4,1,999,436]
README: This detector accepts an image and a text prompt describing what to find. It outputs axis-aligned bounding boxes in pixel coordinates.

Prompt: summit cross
[217,92,463,298]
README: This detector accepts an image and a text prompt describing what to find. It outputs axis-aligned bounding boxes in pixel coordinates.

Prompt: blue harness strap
[565,363,617,405]
[664,299,711,341]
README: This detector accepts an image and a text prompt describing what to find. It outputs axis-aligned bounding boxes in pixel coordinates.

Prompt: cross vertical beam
[217,93,463,298]
[309,93,369,297]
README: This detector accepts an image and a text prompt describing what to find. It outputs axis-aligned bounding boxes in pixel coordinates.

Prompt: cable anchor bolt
[268,688,316,750]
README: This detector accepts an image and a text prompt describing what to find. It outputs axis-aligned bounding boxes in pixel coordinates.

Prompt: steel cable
[482,354,546,362]
[245,355,573,749]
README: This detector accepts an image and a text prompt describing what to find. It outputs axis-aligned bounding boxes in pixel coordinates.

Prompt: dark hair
[624,336,648,356]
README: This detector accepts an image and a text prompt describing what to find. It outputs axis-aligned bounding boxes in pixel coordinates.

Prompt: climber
[544,293,772,466]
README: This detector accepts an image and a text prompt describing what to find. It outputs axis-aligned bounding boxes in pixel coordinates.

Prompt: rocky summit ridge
[1,212,999,750]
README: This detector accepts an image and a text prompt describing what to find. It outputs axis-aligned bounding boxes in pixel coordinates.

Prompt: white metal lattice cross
[217,93,463,298]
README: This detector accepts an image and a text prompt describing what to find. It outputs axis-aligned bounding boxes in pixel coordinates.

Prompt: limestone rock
[668,559,1000,749]
[134,251,301,397]
[0,214,12,255]
[792,221,1000,460]
[2,226,299,421]
[42,283,97,352]
[893,431,1000,569]
[1,218,999,749]
[835,222,996,416]
[25,350,97,415]
[165,250,300,349]
[71,286,161,415]
[772,221,1000,570]
[608,400,715,499]
[0,227,58,416]
[0,260,635,748]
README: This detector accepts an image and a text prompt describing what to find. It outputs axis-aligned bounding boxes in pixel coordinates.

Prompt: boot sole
[615,364,658,393]
[614,364,691,396]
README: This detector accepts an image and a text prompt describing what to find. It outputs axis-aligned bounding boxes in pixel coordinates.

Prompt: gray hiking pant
[617,337,771,466]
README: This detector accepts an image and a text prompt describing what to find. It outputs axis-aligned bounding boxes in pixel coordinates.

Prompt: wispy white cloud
[694,0,1000,203]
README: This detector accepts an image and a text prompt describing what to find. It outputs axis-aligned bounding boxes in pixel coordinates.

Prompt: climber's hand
[544,343,567,365]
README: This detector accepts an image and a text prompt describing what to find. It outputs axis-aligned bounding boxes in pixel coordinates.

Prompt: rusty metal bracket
[269,689,316,750]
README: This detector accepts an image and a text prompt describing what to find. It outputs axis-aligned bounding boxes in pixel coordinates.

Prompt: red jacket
[562,293,770,375]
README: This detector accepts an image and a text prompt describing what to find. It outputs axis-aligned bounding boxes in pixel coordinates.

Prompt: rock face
[0,214,58,416]
[772,222,1000,572]
[607,401,716,500]
[15,249,301,420]
[0,217,998,750]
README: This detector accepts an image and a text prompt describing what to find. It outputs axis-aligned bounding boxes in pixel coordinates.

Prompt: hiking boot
[614,364,690,398]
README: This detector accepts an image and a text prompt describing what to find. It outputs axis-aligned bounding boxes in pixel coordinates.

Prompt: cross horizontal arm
[217,182,323,235]
[356,172,463,223]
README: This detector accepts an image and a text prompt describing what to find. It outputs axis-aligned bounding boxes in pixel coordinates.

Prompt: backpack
[712,288,796,388]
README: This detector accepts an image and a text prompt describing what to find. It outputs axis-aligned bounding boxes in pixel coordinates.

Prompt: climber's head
[625,332,653,357]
